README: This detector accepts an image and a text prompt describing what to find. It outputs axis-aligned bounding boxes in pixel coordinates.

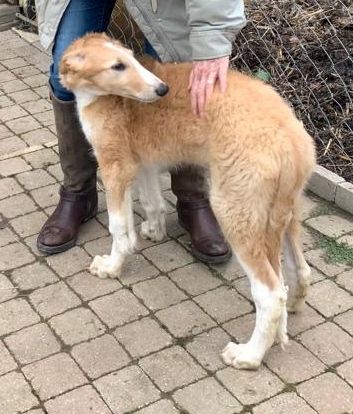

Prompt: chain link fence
[19,0,353,181]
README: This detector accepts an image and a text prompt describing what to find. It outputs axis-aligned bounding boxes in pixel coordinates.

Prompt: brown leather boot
[171,165,231,264]
[37,92,97,254]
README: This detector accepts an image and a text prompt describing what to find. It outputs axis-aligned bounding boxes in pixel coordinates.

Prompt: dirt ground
[233,0,353,181]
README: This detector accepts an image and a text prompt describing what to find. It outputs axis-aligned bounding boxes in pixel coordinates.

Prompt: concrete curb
[308,165,353,215]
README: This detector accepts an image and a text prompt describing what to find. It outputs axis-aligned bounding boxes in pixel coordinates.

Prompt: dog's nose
[155,83,169,97]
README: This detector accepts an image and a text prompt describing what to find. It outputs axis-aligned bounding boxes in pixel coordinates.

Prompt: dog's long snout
[155,83,169,97]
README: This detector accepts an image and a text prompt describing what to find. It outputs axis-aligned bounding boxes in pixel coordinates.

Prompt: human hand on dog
[188,56,229,118]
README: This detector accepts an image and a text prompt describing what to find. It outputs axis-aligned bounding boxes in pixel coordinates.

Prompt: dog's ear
[61,52,86,74]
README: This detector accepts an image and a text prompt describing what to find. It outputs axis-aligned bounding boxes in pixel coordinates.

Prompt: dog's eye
[111,63,126,71]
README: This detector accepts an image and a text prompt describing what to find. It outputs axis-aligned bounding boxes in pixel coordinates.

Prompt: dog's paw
[89,255,121,279]
[221,342,261,370]
[140,220,165,242]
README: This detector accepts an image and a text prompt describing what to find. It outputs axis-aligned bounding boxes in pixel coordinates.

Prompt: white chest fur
[75,91,97,144]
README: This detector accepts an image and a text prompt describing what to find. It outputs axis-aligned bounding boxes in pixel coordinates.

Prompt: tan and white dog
[60,33,316,370]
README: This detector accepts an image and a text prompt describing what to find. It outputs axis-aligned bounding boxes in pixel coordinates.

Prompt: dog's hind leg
[90,163,138,279]
[137,166,166,242]
[283,208,311,312]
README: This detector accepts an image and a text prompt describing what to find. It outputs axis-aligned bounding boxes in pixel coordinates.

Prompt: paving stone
[49,307,105,346]
[0,298,39,336]
[143,240,193,272]
[195,286,253,323]
[29,281,81,319]
[0,135,27,155]
[0,157,31,177]
[0,123,12,139]
[13,65,40,79]
[222,313,256,344]
[306,214,353,238]
[118,253,160,285]
[9,88,40,104]
[287,303,325,336]
[24,409,44,414]
[31,183,60,208]
[156,300,216,337]
[265,340,325,383]
[2,57,27,69]
[174,377,242,414]
[210,255,246,280]
[11,210,47,237]
[23,73,48,88]
[135,399,179,414]
[307,279,353,317]
[309,266,326,283]
[338,233,353,248]
[46,245,91,277]
[133,276,187,310]
[0,371,38,413]
[45,385,111,414]
[11,262,58,290]
[24,147,57,168]
[169,263,222,296]
[89,289,148,328]
[47,163,63,181]
[0,70,16,82]
[6,115,41,134]
[94,366,160,413]
[0,339,17,375]
[0,78,28,93]
[0,103,27,121]
[0,193,37,220]
[33,85,48,98]
[217,365,283,405]
[299,322,353,365]
[0,242,35,271]
[334,309,353,335]
[336,269,353,294]
[114,317,172,358]
[71,334,130,379]
[75,218,108,244]
[0,226,17,247]
[34,110,55,126]
[253,392,316,414]
[186,327,230,372]
[23,353,87,400]
[0,93,14,108]
[17,168,56,190]
[21,99,51,115]
[5,323,60,364]
[297,372,353,414]
[305,248,349,277]
[139,346,205,392]
[67,271,121,301]
[337,358,353,387]
[0,273,17,303]
[0,177,22,199]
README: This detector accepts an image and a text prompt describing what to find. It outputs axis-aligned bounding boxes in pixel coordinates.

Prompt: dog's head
[60,33,168,102]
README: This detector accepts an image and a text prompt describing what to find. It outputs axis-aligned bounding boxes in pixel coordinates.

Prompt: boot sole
[37,208,98,255]
[178,219,232,264]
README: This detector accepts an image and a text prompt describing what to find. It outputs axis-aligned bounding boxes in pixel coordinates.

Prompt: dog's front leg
[90,167,137,279]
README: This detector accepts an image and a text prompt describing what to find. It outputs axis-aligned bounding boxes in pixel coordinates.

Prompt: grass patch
[307,204,334,219]
[319,238,353,267]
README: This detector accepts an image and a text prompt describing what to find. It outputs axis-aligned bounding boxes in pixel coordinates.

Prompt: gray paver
[174,377,242,414]
[11,262,58,290]
[0,339,17,375]
[71,334,130,379]
[253,392,316,414]
[23,353,87,400]
[0,273,17,303]
[94,366,160,413]
[0,298,40,336]
[139,346,206,392]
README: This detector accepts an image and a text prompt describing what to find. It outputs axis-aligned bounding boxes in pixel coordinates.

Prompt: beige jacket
[35,0,246,62]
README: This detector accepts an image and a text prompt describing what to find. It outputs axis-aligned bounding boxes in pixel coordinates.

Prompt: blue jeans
[50,0,116,101]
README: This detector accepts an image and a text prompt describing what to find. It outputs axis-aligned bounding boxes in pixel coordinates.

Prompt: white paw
[287,295,306,313]
[140,220,165,242]
[89,255,121,279]
[221,342,261,370]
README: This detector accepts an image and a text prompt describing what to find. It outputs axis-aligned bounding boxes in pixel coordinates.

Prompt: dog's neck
[75,89,98,113]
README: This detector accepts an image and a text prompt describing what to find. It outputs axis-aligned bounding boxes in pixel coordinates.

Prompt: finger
[188,68,194,92]
[197,70,208,117]
[190,77,199,117]
[205,70,217,106]
[218,58,229,93]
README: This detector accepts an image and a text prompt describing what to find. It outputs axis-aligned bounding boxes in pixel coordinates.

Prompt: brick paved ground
[1,29,353,414]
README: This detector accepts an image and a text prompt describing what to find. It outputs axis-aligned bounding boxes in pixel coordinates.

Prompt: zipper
[151,0,158,13]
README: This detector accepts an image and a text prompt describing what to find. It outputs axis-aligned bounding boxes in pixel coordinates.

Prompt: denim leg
[50,0,116,101]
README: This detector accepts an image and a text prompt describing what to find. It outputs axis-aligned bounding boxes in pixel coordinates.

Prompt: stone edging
[308,165,353,215]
